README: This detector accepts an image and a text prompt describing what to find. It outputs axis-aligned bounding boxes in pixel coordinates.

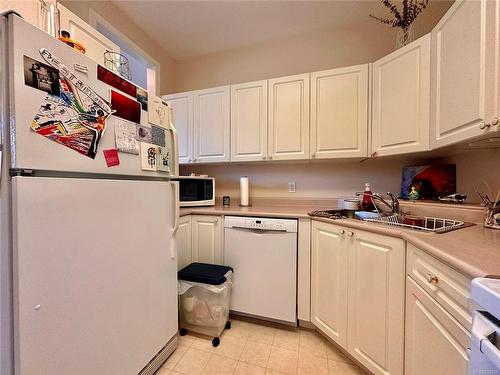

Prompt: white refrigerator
[0,13,180,375]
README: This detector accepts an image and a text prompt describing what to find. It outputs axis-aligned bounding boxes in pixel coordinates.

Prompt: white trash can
[178,263,233,347]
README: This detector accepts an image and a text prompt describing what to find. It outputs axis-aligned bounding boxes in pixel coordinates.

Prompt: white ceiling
[111,0,400,60]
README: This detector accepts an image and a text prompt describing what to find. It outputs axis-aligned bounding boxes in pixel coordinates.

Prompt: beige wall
[171,1,452,93]
[60,0,176,94]
[180,148,500,204]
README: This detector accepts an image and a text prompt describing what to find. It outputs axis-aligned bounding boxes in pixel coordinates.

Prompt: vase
[396,24,414,49]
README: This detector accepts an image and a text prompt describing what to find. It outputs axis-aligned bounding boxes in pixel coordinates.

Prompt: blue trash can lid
[178,262,233,285]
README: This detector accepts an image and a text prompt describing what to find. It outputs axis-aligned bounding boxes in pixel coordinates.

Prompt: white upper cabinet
[268,73,310,160]
[347,229,405,375]
[310,65,369,159]
[372,34,431,156]
[58,3,120,67]
[163,92,193,164]
[230,80,268,162]
[430,0,499,148]
[193,86,230,163]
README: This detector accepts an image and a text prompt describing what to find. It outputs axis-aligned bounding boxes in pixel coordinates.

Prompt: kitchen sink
[308,210,472,233]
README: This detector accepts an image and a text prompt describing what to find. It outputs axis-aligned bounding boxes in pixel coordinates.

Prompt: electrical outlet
[288,182,296,193]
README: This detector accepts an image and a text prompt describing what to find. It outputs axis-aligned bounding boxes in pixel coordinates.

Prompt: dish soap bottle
[361,183,375,211]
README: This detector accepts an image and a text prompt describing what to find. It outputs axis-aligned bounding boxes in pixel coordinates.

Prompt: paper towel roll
[240,176,249,206]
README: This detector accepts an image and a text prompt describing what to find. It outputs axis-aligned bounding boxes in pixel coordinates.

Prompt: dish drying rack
[364,195,465,233]
[364,213,465,233]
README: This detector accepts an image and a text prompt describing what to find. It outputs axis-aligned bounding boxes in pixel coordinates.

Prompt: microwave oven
[176,176,215,207]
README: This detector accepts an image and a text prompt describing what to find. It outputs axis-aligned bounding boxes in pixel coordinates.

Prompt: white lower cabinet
[311,221,348,347]
[311,222,405,375]
[347,230,405,375]
[191,215,223,264]
[176,215,192,271]
[405,277,470,375]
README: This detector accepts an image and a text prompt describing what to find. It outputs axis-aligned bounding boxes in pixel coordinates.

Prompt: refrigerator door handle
[169,106,179,178]
[170,181,180,259]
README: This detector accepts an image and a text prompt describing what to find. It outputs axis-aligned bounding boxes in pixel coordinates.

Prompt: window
[89,10,159,94]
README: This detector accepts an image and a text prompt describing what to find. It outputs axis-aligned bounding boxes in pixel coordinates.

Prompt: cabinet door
[193,86,230,163]
[191,215,222,264]
[176,215,192,271]
[347,229,405,375]
[372,34,431,156]
[58,3,120,67]
[230,80,268,162]
[430,0,499,148]
[405,277,470,375]
[310,65,369,159]
[268,73,310,160]
[311,221,348,347]
[163,92,193,164]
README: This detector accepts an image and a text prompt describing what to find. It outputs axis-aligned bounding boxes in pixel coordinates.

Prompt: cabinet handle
[492,117,499,126]
[479,121,491,130]
[338,229,345,235]
[269,155,273,160]
[311,153,316,158]
[426,273,439,284]
[347,231,354,237]
[262,156,266,160]
[189,158,193,162]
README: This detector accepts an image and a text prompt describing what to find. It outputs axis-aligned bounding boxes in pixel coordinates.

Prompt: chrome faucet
[356,191,400,215]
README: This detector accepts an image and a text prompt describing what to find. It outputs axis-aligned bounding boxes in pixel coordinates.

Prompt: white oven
[470,278,500,374]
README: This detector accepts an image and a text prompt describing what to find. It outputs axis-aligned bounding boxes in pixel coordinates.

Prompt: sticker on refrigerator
[156,146,170,172]
[97,64,137,97]
[30,49,112,159]
[136,88,148,111]
[151,125,166,147]
[103,149,120,167]
[110,90,141,124]
[140,142,157,171]
[136,125,152,143]
[23,55,61,96]
[114,119,139,154]
[148,96,168,128]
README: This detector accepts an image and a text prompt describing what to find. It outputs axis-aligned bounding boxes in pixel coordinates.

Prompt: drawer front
[407,243,472,330]
[405,277,470,375]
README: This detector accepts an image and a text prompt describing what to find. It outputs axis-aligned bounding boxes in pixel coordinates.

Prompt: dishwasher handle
[227,226,289,233]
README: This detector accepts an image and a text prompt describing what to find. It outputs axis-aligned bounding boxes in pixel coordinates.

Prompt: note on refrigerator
[148,95,169,128]
[114,119,139,154]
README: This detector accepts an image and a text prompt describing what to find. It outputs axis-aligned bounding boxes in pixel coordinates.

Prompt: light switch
[288,182,296,193]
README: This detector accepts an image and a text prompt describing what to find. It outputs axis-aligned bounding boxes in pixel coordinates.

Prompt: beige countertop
[180,204,500,279]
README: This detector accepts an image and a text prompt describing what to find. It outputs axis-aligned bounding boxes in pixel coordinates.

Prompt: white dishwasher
[224,216,297,324]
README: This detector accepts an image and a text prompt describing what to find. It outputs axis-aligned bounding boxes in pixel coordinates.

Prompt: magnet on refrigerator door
[156,146,170,173]
[140,142,157,171]
[114,119,139,154]
[148,95,168,128]
[136,124,152,143]
[151,125,166,147]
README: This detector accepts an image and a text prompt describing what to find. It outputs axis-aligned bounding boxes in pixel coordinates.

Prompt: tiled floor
[155,318,367,375]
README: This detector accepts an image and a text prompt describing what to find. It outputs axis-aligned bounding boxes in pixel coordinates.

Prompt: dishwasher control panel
[224,216,298,233]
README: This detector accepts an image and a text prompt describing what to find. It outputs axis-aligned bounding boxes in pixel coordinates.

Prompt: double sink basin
[310,209,470,234]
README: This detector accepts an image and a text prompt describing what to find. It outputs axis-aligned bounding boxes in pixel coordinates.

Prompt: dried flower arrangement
[370,0,430,47]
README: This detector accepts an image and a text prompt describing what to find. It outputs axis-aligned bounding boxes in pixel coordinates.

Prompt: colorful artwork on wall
[401,164,456,200]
